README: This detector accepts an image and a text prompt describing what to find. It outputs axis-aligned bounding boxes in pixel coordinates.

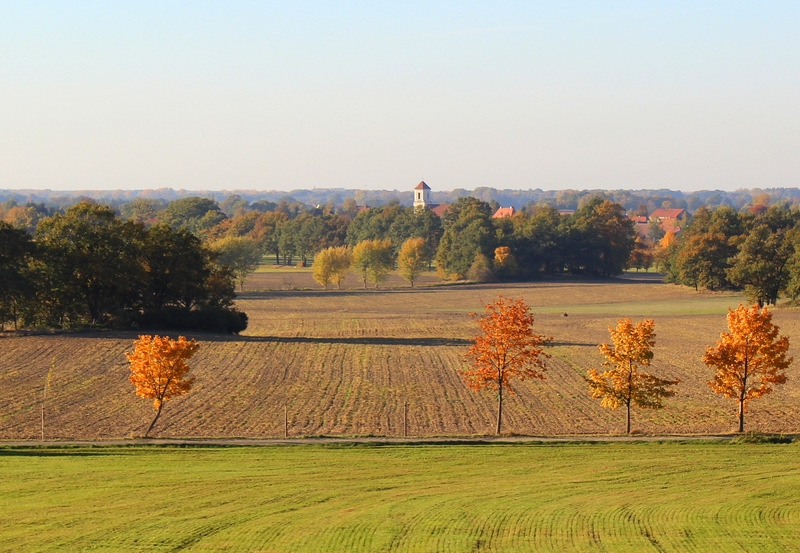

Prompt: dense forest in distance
[2,186,800,213]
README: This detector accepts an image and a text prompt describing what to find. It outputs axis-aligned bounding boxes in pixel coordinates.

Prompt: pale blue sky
[1,1,798,192]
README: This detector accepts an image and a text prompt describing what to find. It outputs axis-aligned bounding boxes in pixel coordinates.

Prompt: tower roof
[414,181,430,190]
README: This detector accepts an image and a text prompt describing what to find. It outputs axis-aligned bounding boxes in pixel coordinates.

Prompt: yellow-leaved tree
[397,237,427,287]
[587,318,679,434]
[460,296,552,435]
[704,304,792,432]
[127,335,200,437]
[351,239,395,288]
[313,245,351,289]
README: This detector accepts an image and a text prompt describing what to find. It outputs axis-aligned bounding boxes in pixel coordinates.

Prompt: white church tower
[413,181,431,210]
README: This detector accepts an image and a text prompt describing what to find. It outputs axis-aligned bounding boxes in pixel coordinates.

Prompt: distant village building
[413,181,450,216]
[649,208,690,235]
[649,208,689,225]
[628,208,691,238]
[413,181,432,210]
[492,207,515,219]
[630,216,649,238]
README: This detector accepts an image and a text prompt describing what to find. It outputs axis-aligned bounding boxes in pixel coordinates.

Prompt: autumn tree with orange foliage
[461,296,552,435]
[127,335,200,437]
[704,304,792,433]
[587,318,679,434]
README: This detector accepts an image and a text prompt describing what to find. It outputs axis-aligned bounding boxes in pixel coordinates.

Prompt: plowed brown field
[4,272,800,439]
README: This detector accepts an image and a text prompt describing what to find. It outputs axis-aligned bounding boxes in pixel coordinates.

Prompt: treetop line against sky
[1,2,798,193]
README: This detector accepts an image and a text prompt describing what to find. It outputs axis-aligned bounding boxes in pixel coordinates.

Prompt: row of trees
[3,194,640,294]
[312,238,430,289]
[658,205,800,306]
[121,300,791,438]
[280,196,636,283]
[0,203,247,332]
[462,298,792,435]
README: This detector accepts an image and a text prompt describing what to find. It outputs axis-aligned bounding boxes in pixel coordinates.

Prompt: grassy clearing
[2,442,799,552]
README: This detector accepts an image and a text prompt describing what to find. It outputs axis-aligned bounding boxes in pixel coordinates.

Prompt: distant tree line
[3,186,800,216]
[0,202,247,333]
[1,195,640,313]
[657,205,800,306]
[137,194,636,284]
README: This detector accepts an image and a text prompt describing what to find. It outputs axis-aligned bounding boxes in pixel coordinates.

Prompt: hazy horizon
[2,2,798,193]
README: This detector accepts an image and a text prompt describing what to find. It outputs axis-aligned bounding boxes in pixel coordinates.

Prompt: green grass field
[2,442,800,552]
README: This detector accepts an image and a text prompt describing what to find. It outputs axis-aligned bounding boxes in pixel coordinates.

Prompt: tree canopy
[587,318,679,434]
[128,335,200,437]
[704,304,792,432]
[461,296,552,435]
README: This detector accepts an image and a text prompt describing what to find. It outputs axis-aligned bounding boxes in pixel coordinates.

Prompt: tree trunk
[144,403,164,438]
[626,399,631,434]
[496,383,503,435]
[739,369,748,433]
[738,398,745,433]
[626,363,633,434]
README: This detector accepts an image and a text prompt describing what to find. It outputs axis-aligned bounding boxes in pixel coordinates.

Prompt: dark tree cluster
[437,197,636,280]
[0,202,247,333]
[659,205,800,306]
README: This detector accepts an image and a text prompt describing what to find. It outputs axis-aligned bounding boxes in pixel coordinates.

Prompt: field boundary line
[0,434,744,448]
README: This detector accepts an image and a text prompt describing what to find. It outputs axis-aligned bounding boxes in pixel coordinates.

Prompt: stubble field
[3,270,800,439]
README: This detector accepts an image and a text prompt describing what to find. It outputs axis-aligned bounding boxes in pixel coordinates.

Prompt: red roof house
[650,208,688,221]
[431,204,450,217]
[492,207,515,219]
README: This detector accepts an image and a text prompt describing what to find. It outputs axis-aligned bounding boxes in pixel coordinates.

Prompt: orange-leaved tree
[127,335,200,437]
[704,304,792,433]
[460,296,552,435]
[587,318,679,434]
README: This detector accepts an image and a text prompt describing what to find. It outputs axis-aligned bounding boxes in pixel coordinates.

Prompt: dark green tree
[0,222,35,329]
[507,206,565,276]
[345,205,404,246]
[139,224,213,312]
[672,207,745,291]
[565,198,635,277]
[35,202,146,325]
[728,225,796,306]
[436,197,496,280]
[161,197,226,234]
